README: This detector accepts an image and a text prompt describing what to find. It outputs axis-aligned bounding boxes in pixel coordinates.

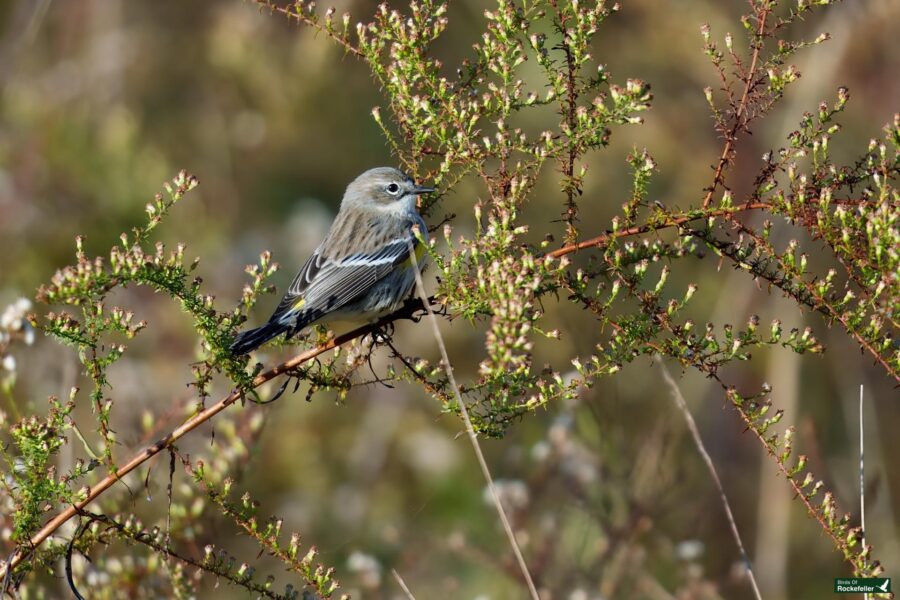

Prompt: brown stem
[255,0,364,58]
[701,7,770,208]
[548,202,771,258]
[704,218,900,383]
[0,302,424,581]
[714,374,874,575]
[72,509,285,599]
[561,27,580,244]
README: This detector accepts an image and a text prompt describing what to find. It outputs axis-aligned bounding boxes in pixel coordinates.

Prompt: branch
[391,569,417,600]
[253,0,364,57]
[548,202,770,258]
[690,221,900,384]
[70,510,288,600]
[0,300,426,582]
[701,6,770,208]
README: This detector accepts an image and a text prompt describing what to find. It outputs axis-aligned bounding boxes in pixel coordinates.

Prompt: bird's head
[342,167,434,214]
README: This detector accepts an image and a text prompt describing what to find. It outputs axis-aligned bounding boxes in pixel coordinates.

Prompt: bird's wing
[269,234,420,327]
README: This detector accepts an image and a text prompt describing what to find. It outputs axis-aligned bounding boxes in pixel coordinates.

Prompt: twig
[701,6,770,208]
[712,372,875,574]
[406,237,540,600]
[253,0,364,58]
[690,220,899,384]
[656,357,763,600]
[557,2,581,245]
[549,202,771,258]
[391,568,416,600]
[74,508,286,599]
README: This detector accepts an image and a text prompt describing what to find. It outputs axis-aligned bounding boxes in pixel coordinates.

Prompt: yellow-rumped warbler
[230,167,434,355]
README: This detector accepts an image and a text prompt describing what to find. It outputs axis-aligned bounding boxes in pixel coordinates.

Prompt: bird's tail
[230,321,289,356]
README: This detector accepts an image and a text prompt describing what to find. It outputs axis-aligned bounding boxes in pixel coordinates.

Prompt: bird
[230,167,434,356]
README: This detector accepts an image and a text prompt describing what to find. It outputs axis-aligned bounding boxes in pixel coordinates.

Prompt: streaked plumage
[230,167,432,355]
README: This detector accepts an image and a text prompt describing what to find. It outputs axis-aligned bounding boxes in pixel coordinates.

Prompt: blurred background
[0,0,897,598]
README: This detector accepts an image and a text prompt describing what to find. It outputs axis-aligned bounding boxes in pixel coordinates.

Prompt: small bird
[230,167,434,355]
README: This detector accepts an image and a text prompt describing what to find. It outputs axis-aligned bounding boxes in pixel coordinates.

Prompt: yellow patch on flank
[292,297,306,310]
[400,242,427,268]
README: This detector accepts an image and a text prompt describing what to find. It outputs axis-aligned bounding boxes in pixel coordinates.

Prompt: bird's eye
[386,183,401,195]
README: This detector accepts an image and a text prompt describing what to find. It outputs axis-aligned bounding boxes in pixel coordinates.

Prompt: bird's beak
[412,185,435,194]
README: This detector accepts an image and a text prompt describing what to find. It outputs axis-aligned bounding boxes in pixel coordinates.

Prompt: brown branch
[701,7,770,208]
[716,375,873,575]
[72,509,286,600]
[616,261,876,577]
[0,301,425,582]
[253,0,364,58]
[547,202,771,258]
[702,218,900,384]
[558,9,581,245]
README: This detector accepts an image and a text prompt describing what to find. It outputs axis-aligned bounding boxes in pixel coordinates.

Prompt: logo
[834,578,891,594]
